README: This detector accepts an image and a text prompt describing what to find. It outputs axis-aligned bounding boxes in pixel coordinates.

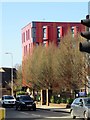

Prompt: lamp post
[5,52,13,96]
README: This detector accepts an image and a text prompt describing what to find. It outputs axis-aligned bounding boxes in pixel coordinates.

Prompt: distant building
[0,67,17,95]
[21,21,85,86]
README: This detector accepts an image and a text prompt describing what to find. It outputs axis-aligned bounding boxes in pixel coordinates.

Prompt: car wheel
[33,107,36,111]
[84,111,89,120]
[71,110,76,119]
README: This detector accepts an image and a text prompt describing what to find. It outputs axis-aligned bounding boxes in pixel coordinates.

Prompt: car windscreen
[4,96,14,99]
[21,96,33,101]
[84,98,90,105]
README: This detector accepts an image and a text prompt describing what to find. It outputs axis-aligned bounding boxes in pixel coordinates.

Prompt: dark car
[15,95,36,111]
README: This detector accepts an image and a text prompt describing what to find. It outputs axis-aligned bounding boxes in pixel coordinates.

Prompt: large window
[24,32,25,42]
[22,32,25,43]
[71,26,75,37]
[43,26,48,40]
[57,27,61,39]
[43,26,47,39]
[28,29,30,39]
[31,27,36,38]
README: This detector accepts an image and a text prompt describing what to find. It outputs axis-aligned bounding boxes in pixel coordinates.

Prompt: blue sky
[0,1,89,68]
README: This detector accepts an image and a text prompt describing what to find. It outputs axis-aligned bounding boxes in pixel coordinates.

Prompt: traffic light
[79,15,90,53]
[79,41,90,53]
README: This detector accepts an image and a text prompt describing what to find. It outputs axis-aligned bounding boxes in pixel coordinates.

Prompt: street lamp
[5,52,13,96]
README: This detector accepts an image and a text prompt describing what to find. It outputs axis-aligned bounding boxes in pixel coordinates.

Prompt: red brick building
[21,21,85,86]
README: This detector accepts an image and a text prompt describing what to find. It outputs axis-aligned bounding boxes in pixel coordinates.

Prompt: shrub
[61,98,67,103]
[66,98,74,104]
[56,99,61,104]
[16,91,26,96]
[36,94,41,101]
[87,92,90,97]
[50,96,55,103]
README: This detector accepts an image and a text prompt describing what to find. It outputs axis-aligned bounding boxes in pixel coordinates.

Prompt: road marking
[46,116,71,118]
[31,114,41,117]
[20,112,29,115]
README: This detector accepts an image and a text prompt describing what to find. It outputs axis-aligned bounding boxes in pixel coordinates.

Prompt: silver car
[70,97,90,120]
[1,95,16,107]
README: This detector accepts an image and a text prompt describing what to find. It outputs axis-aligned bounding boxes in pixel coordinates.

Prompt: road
[5,107,82,120]
[5,107,70,119]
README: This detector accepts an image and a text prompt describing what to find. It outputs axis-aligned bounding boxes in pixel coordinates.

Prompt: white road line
[46,116,71,118]
[20,112,29,115]
[31,114,41,117]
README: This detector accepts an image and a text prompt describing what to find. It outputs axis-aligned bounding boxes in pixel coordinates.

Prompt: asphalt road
[5,107,69,119]
[5,107,82,120]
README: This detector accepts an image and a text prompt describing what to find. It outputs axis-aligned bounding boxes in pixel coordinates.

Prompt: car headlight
[4,101,8,103]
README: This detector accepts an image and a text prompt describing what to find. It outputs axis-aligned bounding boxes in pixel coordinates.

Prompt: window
[84,98,90,105]
[31,27,36,38]
[22,34,23,43]
[26,31,28,40]
[57,27,60,39]
[73,98,80,105]
[24,32,25,42]
[71,27,74,37]
[28,29,30,39]
[43,27,47,39]
[5,96,14,99]
[43,26,48,40]
[22,32,25,43]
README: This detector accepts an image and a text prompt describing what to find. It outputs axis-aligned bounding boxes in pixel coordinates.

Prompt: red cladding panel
[74,26,78,36]
[60,26,63,38]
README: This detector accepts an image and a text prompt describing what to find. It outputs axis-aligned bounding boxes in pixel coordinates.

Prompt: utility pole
[5,52,13,96]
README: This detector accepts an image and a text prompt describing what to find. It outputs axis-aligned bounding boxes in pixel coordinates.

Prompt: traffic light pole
[80,15,90,95]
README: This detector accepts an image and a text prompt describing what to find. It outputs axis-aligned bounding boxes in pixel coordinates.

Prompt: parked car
[15,95,36,111]
[70,97,90,120]
[1,95,16,107]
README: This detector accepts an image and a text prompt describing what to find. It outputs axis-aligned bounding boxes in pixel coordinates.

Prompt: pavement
[36,103,71,113]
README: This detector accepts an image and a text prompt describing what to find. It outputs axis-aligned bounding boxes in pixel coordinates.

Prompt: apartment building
[21,21,85,86]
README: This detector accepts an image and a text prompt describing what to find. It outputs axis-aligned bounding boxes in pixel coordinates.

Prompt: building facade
[21,21,85,86]
[0,67,17,95]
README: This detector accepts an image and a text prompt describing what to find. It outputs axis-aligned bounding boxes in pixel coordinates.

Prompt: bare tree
[52,30,86,93]
[14,64,22,90]
[23,30,86,94]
